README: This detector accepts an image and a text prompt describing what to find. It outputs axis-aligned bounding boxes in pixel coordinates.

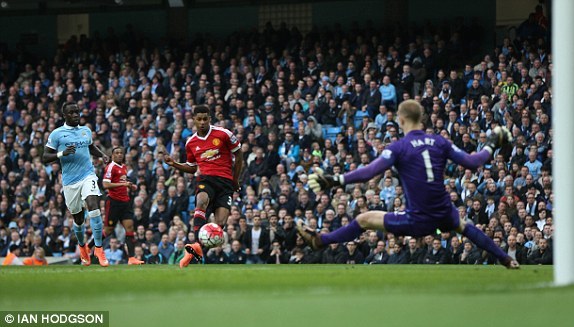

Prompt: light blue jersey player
[42,102,110,267]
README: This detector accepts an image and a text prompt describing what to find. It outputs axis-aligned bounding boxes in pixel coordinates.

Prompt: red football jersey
[103,161,130,202]
[185,125,241,181]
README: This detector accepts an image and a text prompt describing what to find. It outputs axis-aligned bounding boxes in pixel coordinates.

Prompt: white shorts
[63,174,102,215]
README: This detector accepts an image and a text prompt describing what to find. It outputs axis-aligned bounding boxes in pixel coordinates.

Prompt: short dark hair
[61,102,78,114]
[193,105,210,116]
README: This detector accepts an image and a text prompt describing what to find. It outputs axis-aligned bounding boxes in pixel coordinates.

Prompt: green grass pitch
[0,265,571,327]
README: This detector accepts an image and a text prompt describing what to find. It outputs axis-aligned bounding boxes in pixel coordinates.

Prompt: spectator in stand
[336,240,364,264]
[158,234,174,261]
[228,240,247,264]
[379,76,396,111]
[2,245,23,266]
[365,240,389,264]
[169,240,186,265]
[527,238,552,265]
[423,238,448,265]
[23,247,48,266]
[145,244,165,264]
[267,240,289,264]
[207,246,229,264]
[104,238,124,265]
[460,241,482,264]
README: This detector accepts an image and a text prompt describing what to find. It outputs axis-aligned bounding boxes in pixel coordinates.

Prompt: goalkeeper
[298,100,519,269]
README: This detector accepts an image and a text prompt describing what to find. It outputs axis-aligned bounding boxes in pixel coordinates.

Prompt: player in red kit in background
[102,147,144,265]
[163,105,243,268]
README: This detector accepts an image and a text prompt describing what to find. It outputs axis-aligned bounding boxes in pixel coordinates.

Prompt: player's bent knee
[196,194,209,208]
[356,213,371,228]
[88,209,101,218]
[123,220,134,231]
[356,211,387,230]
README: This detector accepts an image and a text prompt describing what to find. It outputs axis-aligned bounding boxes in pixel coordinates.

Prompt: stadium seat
[325,126,342,142]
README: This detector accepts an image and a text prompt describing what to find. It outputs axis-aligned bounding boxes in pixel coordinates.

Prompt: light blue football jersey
[46,124,95,186]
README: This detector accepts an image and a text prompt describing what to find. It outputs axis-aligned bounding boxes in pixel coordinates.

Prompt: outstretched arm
[448,147,492,170]
[342,154,395,185]
[447,126,512,169]
[309,151,396,192]
[163,154,198,175]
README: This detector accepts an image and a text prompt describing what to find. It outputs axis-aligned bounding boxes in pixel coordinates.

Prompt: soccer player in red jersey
[102,147,144,265]
[163,105,243,267]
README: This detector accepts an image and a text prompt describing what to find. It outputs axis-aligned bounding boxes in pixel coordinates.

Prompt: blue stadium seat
[325,126,341,142]
[354,111,371,129]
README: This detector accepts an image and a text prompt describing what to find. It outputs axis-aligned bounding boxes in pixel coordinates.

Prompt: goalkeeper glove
[484,126,512,154]
[308,168,344,193]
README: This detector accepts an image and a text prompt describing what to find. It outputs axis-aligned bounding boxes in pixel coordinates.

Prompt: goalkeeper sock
[321,219,364,245]
[462,224,508,263]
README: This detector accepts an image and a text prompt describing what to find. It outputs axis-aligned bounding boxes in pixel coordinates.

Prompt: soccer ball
[198,223,224,248]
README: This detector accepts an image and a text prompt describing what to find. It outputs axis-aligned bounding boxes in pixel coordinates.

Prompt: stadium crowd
[0,8,554,265]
